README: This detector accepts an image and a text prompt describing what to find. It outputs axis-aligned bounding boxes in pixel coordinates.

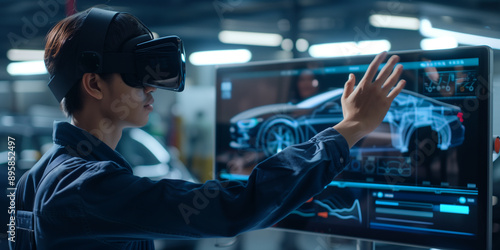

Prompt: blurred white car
[0,114,196,182]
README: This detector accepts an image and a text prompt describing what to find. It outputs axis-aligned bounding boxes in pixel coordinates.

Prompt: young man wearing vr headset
[11,7,405,250]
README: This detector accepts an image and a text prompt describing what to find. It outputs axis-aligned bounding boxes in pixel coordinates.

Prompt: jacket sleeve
[77,127,350,239]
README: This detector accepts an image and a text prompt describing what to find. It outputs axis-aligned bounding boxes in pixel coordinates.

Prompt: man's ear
[81,73,104,100]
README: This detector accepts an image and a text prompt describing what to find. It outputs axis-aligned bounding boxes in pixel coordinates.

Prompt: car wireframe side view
[229,89,465,157]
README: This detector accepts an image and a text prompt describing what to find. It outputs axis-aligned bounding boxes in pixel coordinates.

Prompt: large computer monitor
[214,46,493,249]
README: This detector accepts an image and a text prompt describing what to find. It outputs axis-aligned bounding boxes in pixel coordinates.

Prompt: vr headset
[48,8,186,102]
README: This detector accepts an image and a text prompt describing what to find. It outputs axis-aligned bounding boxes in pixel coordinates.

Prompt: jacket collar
[52,121,132,172]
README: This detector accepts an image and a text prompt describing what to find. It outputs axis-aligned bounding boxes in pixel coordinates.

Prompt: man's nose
[144,85,157,93]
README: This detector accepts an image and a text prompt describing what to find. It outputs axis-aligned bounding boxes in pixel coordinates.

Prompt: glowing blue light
[459,197,466,204]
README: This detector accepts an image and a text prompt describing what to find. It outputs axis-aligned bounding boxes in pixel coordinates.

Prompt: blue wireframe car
[229,89,465,156]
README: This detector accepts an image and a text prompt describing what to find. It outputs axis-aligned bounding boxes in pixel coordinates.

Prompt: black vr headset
[48,8,186,102]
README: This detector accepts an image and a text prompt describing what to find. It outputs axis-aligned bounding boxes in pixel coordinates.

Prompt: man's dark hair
[44,8,150,117]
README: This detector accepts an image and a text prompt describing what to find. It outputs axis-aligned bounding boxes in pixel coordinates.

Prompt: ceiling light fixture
[7,49,45,61]
[420,37,458,50]
[7,60,47,75]
[369,14,420,30]
[281,38,294,51]
[309,40,391,58]
[296,38,309,52]
[189,49,252,65]
[420,19,500,50]
[218,30,283,47]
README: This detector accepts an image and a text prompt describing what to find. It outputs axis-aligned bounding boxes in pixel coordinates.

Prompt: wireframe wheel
[261,122,298,156]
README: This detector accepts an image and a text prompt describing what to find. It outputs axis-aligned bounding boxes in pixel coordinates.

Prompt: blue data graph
[423,70,478,96]
[290,198,362,223]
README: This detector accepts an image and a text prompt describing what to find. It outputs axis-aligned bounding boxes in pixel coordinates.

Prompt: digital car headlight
[236,118,261,129]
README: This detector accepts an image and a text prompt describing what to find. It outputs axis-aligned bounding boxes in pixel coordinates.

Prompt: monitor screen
[214,46,492,249]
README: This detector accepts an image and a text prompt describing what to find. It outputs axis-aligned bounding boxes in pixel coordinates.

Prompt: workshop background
[0,0,499,249]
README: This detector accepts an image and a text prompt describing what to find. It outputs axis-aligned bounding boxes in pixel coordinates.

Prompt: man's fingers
[360,52,387,86]
[387,79,406,100]
[375,55,400,85]
[343,73,356,100]
[382,64,404,91]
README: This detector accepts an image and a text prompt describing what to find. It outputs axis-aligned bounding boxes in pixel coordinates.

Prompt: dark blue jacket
[11,122,349,249]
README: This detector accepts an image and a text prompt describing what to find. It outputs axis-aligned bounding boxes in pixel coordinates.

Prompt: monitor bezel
[214,46,493,250]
